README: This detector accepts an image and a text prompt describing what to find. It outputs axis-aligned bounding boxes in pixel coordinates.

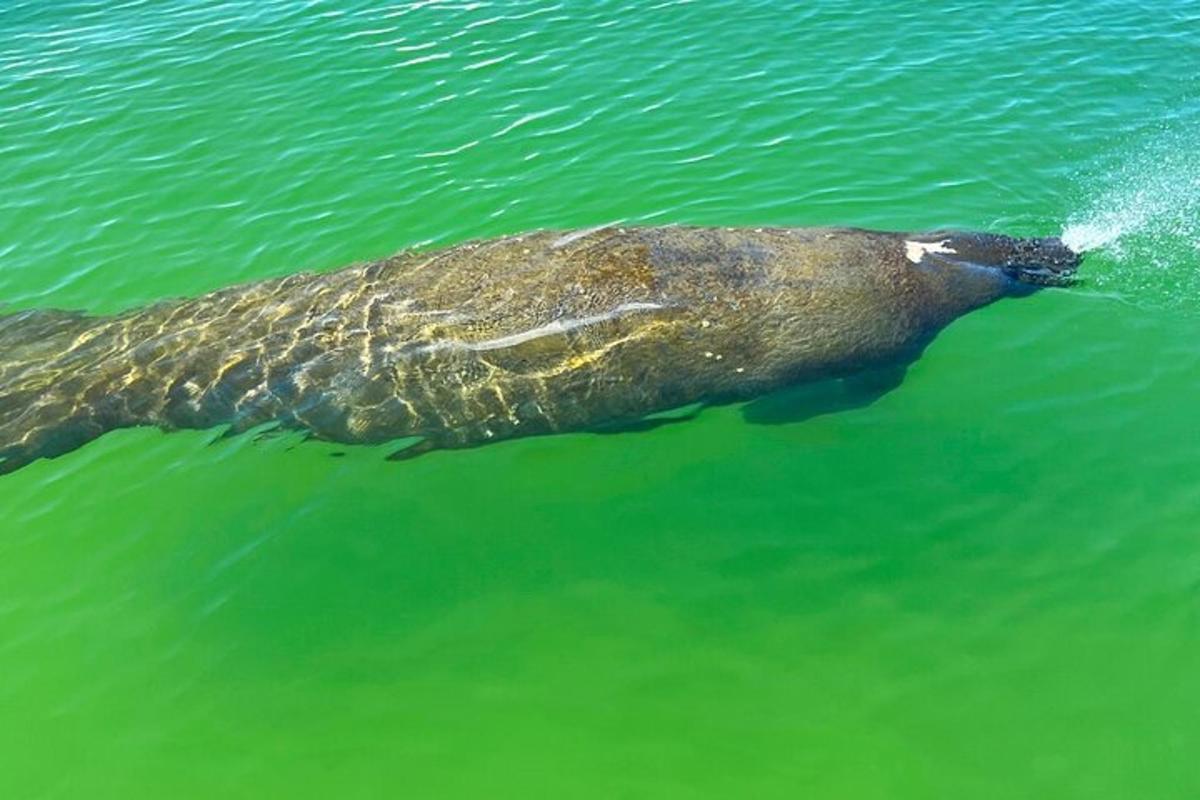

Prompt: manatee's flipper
[385,436,435,462]
[588,401,704,435]
[381,402,707,463]
[742,364,907,426]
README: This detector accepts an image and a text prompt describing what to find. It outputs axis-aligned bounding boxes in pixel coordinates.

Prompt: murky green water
[3,1,1199,796]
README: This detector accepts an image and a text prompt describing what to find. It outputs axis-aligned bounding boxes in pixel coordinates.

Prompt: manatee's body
[0,225,1078,474]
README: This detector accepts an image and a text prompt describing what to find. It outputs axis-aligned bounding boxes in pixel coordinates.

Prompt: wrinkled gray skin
[0,226,1078,474]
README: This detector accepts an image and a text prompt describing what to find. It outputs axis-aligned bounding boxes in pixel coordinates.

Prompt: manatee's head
[903,231,1081,287]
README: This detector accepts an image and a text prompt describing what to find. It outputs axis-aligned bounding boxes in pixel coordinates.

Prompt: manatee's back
[0,225,935,474]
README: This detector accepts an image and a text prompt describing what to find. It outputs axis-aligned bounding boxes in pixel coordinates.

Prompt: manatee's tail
[0,307,121,475]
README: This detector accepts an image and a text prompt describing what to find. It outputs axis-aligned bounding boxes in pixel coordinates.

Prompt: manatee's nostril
[1030,236,1080,271]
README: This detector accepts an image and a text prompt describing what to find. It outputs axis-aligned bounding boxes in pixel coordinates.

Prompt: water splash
[1062,128,1200,306]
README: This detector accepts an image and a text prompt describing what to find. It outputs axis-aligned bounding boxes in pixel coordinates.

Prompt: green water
[3,1,1199,796]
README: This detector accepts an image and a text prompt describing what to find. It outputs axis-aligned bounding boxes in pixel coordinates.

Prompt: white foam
[1061,129,1200,257]
[1060,126,1200,305]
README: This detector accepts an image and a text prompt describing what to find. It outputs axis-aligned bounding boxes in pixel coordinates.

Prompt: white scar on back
[412,302,666,354]
[904,240,956,263]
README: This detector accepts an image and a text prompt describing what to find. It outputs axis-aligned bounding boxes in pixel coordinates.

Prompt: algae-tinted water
[2,2,1199,797]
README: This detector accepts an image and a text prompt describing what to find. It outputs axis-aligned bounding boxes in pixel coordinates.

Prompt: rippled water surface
[3,1,1200,797]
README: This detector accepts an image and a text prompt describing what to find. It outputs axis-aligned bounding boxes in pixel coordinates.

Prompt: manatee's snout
[907,231,1081,287]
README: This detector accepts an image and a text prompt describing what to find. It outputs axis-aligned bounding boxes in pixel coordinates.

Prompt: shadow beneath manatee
[586,363,908,441]
[741,364,908,426]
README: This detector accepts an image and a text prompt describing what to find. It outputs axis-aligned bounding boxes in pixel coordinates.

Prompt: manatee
[0,225,1079,474]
